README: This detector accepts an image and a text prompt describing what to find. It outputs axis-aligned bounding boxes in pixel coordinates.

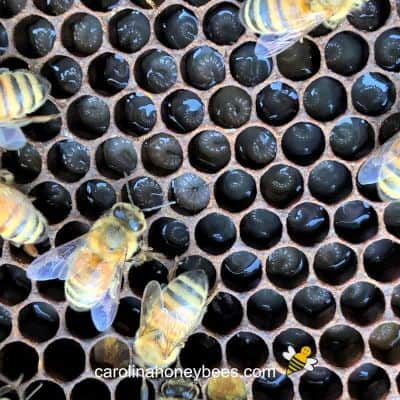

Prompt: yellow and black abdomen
[286,355,306,375]
[0,184,47,246]
[0,70,51,122]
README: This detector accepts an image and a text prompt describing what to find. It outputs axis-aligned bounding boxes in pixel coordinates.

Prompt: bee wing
[0,126,27,150]
[255,13,326,58]
[27,237,86,281]
[283,345,296,361]
[91,265,123,332]
[304,358,318,371]
[139,280,163,334]
[358,137,398,185]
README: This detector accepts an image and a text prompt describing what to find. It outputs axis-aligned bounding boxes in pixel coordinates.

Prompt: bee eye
[129,218,143,232]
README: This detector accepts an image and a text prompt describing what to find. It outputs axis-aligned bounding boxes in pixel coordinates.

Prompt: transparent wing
[91,266,123,332]
[0,126,26,150]
[304,358,318,371]
[139,280,163,334]
[27,237,86,281]
[358,137,398,185]
[283,346,296,361]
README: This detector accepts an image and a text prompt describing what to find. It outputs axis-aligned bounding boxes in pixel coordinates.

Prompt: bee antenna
[25,383,43,400]
[141,201,176,213]
[123,174,135,206]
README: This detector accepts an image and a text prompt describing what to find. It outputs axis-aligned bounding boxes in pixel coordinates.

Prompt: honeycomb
[0,0,400,399]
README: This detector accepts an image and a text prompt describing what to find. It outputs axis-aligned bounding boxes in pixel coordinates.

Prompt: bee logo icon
[283,346,317,376]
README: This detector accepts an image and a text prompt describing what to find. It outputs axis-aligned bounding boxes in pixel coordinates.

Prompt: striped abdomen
[378,141,400,201]
[0,184,47,246]
[286,355,306,375]
[0,70,51,122]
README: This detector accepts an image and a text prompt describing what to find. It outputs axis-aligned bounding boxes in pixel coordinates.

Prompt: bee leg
[130,248,164,267]
[11,114,60,127]
[0,169,14,185]
[23,243,39,258]
[168,256,181,281]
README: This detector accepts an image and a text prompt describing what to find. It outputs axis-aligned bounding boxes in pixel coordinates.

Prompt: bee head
[300,346,312,357]
[112,203,147,234]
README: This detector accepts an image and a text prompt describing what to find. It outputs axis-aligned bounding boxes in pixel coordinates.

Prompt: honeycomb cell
[209,86,251,129]
[2,143,41,184]
[55,221,89,246]
[71,379,110,400]
[226,332,268,371]
[109,9,150,53]
[162,90,204,133]
[0,264,31,306]
[221,251,262,292]
[215,169,256,212]
[195,213,236,255]
[247,289,287,331]
[348,0,391,31]
[0,306,11,342]
[48,140,90,182]
[266,247,309,289]
[304,77,347,121]
[81,0,118,11]
[30,181,71,224]
[308,160,353,204]
[128,260,168,296]
[230,41,273,87]
[61,13,103,56]
[260,164,304,209]
[148,217,190,257]
[320,325,364,367]
[155,5,198,49]
[391,285,400,318]
[116,378,155,400]
[41,56,82,99]
[282,122,325,166]
[240,209,282,250]
[341,282,385,326]
[65,308,99,339]
[135,49,177,94]
[180,332,222,369]
[121,176,163,216]
[330,117,375,161]
[34,0,73,15]
[273,328,316,367]
[176,255,216,290]
[89,53,129,96]
[379,112,400,143]
[334,200,378,243]
[67,96,110,140]
[369,322,400,365]
[202,292,243,334]
[89,337,130,371]
[170,173,210,214]
[37,280,65,303]
[24,380,66,400]
[252,372,294,400]
[292,286,336,329]
[113,296,141,338]
[313,242,357,285]
[299,367,343,400]
[0,0,26,18]
[364,239,400,282]
[188,130,231,173]
[0,342,38,382]
[375,28,400,72]
[277,39,320,81]
[14,16,55,58]
[182,46,225,90]
[256,82,299,126]
[287,202,329,246]
[235,126,276,169]
[325,31,369,76]
[95,137,137,179]
[203,3,244,45]
[352,72,395,116]
[18,302,59,342]
[141,133,183,176]
[348,363,390,400]
[44,338,85,381]
[115,93,156,137]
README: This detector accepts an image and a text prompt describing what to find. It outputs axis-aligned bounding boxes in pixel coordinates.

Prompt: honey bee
[207,376,248,400]
[0,69,58,150]
[160,379,201,400]
[0,375,42,400]
[241,0,365,56]
[283,346,317,375]
[27,201,158,332]
[358,135,400,201]
[133,270,209,369]
[0,169,48,257]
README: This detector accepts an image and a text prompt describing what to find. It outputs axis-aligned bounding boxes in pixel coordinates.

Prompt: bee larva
[207,376,248,400]
[0,69,58,150]
[0,169,48,257]
[133,270,209,369]
[240,0,366,56]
